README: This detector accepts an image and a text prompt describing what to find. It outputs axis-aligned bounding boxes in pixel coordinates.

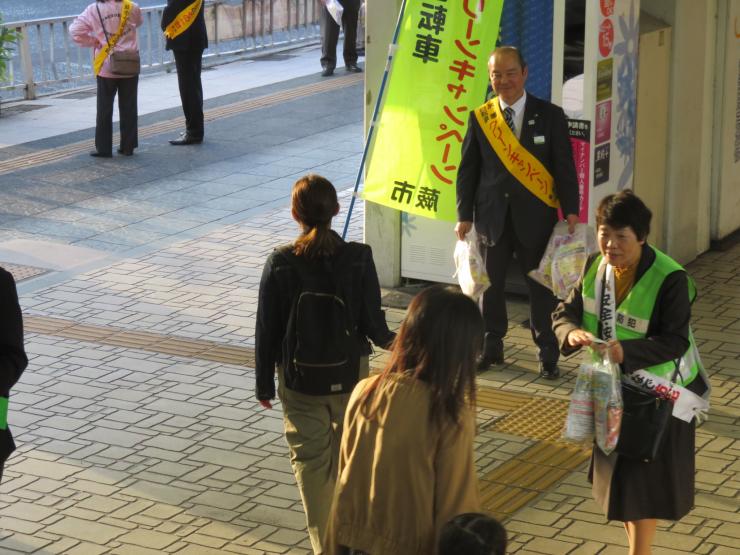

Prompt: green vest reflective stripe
[0,397,7,430]
[582,247,699,386]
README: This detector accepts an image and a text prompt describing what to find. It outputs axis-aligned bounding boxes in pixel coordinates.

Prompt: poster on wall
[568,119,591,222]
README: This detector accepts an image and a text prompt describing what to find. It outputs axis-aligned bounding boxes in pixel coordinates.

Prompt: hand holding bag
[615,362,679,462]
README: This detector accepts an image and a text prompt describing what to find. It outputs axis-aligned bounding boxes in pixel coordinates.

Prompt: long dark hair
[362,285,483,425]
[291,174,342,259]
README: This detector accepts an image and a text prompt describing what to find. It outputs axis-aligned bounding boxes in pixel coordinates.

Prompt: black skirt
[589,415,696,521]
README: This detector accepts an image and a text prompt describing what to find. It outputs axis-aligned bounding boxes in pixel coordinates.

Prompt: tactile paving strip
[479,440,591,518]
[24,315,255,367]
[1,262,50,282]
[492,396,572,441]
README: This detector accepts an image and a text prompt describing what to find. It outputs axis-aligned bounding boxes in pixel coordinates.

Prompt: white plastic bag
[453,229,490,300]
[529,222,597,300]
[591,351,623,455]
[564,363,594,443]
[323,0,344,25]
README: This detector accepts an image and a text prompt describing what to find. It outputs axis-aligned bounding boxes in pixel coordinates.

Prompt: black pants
[96,75,138,155]
[480,210,559,363]
[174,49,204,139]
[320,0,360,70]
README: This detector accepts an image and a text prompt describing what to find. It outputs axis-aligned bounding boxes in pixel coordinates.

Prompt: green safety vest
[581,246,700,386]
[0,396,7,430]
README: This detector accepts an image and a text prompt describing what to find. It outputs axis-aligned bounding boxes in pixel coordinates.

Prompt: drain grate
[1,262,50,282]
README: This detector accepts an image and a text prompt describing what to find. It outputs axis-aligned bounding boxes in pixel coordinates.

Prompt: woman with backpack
[255,174,395,555]
[325,285,483,555]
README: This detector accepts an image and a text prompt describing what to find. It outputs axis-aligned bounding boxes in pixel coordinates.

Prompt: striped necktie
[503,106,515,132]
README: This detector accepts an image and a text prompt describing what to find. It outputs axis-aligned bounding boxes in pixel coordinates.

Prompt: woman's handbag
[108,50,141,77]
[615,363,679,462]
[96,3,140,77]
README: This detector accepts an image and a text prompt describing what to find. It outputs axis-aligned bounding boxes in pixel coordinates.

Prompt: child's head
[386,285,483,423]
[290,174,341,258]
[439,513,507,555]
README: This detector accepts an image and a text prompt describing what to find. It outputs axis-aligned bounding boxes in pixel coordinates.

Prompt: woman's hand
[567,329,595,347]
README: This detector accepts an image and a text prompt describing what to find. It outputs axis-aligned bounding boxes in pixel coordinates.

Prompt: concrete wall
[633,14,671,251]
[364,0,403,287]
[712,0,740,241]
[640,0,720,263]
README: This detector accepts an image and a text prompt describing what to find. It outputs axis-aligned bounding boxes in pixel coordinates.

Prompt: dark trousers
[174,49,204,139]
[480,211,559,363]
[96,75,138,155]
[320,0,360,70]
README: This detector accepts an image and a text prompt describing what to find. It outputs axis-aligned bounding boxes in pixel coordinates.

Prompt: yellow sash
[93,0,133,76]
[163,0,203,40]
[473,99,559,208]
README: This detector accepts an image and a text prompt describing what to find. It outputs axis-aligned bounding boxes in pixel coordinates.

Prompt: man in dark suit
[161,0,208,145]
[320,0,362,77]
[456,46,579,379]
[0,267,28,483]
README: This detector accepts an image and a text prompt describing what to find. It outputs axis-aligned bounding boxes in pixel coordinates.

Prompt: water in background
[2,1,164,23]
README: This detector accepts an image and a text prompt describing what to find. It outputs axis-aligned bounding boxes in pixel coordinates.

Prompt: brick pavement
[0,56,738,554]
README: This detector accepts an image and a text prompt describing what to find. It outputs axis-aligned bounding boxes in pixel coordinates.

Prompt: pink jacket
[69,0,143,78]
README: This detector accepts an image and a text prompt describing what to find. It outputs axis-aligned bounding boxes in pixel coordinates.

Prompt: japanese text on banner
[362,0,504,221]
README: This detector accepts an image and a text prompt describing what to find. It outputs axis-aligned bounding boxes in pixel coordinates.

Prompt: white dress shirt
[498,91,527,139]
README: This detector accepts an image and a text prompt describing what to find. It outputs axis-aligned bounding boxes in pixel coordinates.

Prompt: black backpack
[279,245,362,396]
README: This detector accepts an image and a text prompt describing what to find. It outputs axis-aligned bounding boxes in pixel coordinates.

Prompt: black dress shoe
[117,148,133,156]
[90,151,112,158]
[477,349,504,372]
[169,133,203,146]
[539,362,560,380]
[345,63,363,73]
[321,67,334,77]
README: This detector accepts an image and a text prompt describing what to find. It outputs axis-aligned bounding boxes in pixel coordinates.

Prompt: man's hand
[259,399,273,409]
[565,214,579,234]
[455,221,473,241]
[567,329,595,347]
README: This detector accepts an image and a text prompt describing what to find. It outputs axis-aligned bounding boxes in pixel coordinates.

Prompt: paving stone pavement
[0,54,738,554]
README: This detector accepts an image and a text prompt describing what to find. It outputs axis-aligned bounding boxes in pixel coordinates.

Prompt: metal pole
[19,25,35,99]
[342,0,407,240]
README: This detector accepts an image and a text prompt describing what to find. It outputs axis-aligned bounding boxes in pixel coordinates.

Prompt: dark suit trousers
[96,75,138,155]
[174,49,204,138]
[320,0,360,70]
[481,210,559,363]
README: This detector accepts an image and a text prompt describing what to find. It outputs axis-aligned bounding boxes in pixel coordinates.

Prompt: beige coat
[326,374,480,555]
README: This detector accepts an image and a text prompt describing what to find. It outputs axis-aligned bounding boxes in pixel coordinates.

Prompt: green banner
[363,1,504,221]
[0,397,7,430]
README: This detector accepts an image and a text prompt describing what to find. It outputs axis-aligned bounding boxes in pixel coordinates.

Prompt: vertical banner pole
[342,0,408,240]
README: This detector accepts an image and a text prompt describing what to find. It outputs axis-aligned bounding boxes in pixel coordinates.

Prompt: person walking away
[70,0,143,157]
[320,0,362,76]
[552,190,711,555]
[0,266,29,483]
[456,46,580,378]
[255,174,395,554]
[325,285,482,555]
[161,0,208,145]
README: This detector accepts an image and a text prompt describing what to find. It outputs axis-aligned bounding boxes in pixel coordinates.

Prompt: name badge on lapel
[533,135,546,145]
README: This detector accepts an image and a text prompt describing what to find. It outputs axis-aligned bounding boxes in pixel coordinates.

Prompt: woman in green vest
[552,190,710,555]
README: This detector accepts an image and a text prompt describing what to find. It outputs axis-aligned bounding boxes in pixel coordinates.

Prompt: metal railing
[0,0,321,101]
